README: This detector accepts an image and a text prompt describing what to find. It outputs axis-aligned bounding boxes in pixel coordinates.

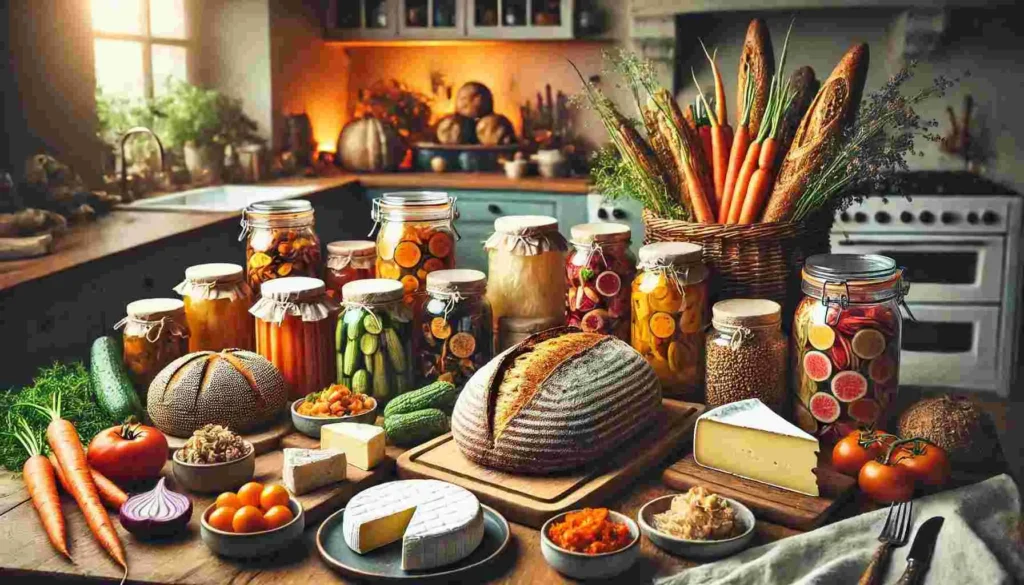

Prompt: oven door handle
[835,239,991,247]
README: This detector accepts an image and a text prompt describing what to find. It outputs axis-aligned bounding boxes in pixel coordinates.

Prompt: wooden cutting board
[396,399,705,528]
[661,453,857,531]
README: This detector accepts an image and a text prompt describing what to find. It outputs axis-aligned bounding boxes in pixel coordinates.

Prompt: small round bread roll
[475,114,516,146]
[455,82,494,119]
[436,114,476,145]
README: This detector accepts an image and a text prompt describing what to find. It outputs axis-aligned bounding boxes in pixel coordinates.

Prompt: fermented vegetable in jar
[631,242,708,400]
[705,299,788,412]
[793,254,907,442]
[415,269,493,387]
[250,277,339,400]
[240,200,322,293]
[338,279,414,405]
[565,223,635,341]
[324,240,376,299]
[115,298,190,395]
[174,263,254,352]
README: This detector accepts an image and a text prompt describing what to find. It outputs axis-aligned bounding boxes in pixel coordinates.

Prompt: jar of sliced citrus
[415,269,492,386]
[240,200,323,294]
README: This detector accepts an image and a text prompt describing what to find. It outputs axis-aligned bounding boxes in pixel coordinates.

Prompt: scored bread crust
[736,18,775,138]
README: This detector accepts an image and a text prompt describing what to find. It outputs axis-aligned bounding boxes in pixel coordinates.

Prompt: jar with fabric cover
[250,277,339,400]
[371,191,459,307]
[792,254,908,441]
[115,298,190,395]
[174,263,254,352]
[324,240,376,299]
[631,242,708,400]
[415,269,493,387]
[565,222,635,341]
[240,200,322,292]
[706,299,788,412]
[339,279,414,405]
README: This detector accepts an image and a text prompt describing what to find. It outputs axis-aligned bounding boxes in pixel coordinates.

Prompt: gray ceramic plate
[316,504,510,581]
[638,494,756,560]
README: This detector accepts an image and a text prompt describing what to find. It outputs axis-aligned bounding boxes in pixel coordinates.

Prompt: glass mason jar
[632,242,708,400]
[240,200,323,293]
[415,269,493,387]
[792,254,908,442]
[706,299,788,412]
[115,298,190,396]
[324,240,377,300]
[372,191,459,307]
[251,277,339,400]
[339,279,415,405]
[565,223,635,342]
[174,263,255,352]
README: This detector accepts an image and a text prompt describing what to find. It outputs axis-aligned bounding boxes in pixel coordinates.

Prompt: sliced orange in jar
[422,257,445,273]
[427,232,453,259]
[430,317,452,340]
[649,312,677,339]
[401,274,420,293]
[394,241,423,268]
[449,332,476,358]
[377,260,401,280]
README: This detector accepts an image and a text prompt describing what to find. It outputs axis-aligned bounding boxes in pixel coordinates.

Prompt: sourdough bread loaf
[736,19,775,138]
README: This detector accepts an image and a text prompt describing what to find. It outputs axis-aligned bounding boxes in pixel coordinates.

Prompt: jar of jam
[565,223,635,341]
[174,263,254,352]
[793,254,908,442]
[340,279,415,404]
[415,269,493,387]
[324,240,376,299]
[115,298,190,396]
[240,200,322,293]
[705,299,788,412]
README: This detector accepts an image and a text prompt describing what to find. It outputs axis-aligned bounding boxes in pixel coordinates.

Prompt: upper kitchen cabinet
[466,0,571,39]
[324,0,399,40]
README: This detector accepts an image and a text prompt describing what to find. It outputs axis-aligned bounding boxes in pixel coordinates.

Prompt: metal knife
[895,516,945,585]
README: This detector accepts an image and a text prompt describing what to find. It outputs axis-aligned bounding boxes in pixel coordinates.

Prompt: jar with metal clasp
[240,200,323,293]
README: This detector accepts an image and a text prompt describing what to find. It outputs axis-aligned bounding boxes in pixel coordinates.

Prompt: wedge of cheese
[694,399,820,496]
[282,448,346,495]
[321,422,385,470]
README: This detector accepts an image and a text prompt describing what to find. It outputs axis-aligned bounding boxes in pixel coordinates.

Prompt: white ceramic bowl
[290,397,377,439]
[540,509,640,579]
[171,441,255,494]
[638,494,756,560]
[200,497,305,558]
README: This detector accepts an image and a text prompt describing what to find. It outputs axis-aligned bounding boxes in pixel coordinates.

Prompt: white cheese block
[342,479,485,570]
[694,399,820,496]
[321,422,385,471]
[282,448,346,496]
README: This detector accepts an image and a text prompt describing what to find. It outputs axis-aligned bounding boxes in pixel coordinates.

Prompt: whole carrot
[692,63,729,215]
[49,453,128,509]
[727,141,763,223]
[721,72,756,223]
[12,418,69,560]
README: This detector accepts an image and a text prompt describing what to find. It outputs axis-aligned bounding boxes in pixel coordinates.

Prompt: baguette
[777,66,819,166]
[659,90,715,205]
[736,19,775,138]
[762,43,869,222]
[642,104,683,208]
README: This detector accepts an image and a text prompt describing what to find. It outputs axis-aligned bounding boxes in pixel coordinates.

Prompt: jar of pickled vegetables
[324,240,376,299]
[240,200,323,293]
[250,277,339,400]
[631,242,708,400]
[416,269,493,387]
[486,215,568,352]
[371,191,459,307]
[706,299,788,412]
[339,279,415,405]
[566,223,635,341]
[174,263,254,352]
[115,298,190,395]
[792,254,908,442]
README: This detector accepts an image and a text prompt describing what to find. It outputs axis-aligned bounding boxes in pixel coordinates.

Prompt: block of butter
[321,422,386,471]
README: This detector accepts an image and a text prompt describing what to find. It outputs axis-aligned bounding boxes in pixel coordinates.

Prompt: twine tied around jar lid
[238,199,314,241]
[249,276,338,325]
[712,298,782,350]
[484,215,568,256]
[173,263,250,301]
[114,298,189,343]
[340,278,408,332]
[637,242,707,304]
[569,223,631,272]
[426,269,486,320]
[326,240,376,271]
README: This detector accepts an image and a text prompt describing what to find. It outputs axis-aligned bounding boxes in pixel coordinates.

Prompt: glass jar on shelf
[174,263,254,352]
[706,299,788,412]
[792,254,908,442]
[339,279,415,405]
[324,240,377,300]
[250,277,339,400]
[565,223,635,341]
[415,269,493,387]
[372,191,459,307]
[115,298,190,396]
[631,242,708,400]
[240,200,322,293]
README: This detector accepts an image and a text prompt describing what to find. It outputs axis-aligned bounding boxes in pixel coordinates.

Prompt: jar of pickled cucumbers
[115,298,190,396]
[706,299,788,412]
[566,223,635,341]
[324,240,376,299]
[631,242,708,400]
[792,254,908,442]
[240,200,323,293]
[174,263,254,352]
[339,279,415,404]
[416,269,493,387]
[371,191,459,307]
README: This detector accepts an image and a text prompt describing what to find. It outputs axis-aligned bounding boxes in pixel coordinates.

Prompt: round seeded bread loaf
[451,328,662,474]
[147,349,287,438]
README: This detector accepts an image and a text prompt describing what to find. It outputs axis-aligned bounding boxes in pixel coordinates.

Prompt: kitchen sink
[117,184,320,212]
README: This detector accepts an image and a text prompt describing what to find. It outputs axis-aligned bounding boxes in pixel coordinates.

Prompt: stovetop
[835,193,1018,234]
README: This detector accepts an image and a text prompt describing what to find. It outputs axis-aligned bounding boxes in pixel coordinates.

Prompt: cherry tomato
[208,506,237,532]
[237,482,265,508]
[894,441,951,487]
[263,505,295,530]
[858,460,915,503]
[87,423,168,485]
[232,505,268,533]
[259,484,290,511]
[832,429,895,477]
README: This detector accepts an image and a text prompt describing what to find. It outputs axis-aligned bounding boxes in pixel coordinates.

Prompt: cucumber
[384,409,450,447]
[352,369,370,394]
[372,352,391,402]
[363,314,383,335]
[335,318,344,350]
[360,332,380,355]
[394,374,410,397]
[382,328,407,372]
[383,380,457,418]
[336,353,346,383]
[346,312,364,341]
[90,336,144,421]
[343,336,359,376]
[365,347,374,374]
[339,375,352,388]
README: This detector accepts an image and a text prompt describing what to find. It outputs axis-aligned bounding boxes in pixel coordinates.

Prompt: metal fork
[858,501,914,585]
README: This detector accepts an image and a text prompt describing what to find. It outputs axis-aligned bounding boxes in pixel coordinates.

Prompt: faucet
[119,126,166,201]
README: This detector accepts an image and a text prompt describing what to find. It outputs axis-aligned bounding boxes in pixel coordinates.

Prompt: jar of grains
[240,200,323,293]
[371,191,459,307]
[486,215,568,352]
[174,263,254,352]
[792,254,908,442]
[632,242,708,400]
[565,223,635,341]
[115,298,190,395]
[416,269,493,387]
[250,277,339,400]
[339,279,415,404]
[324,240,377,299]
[706,299,788,412]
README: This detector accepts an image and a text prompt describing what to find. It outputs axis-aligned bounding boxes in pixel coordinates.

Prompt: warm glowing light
[91,0,145,35]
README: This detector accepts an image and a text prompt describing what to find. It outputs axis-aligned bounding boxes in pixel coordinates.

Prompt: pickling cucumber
[384,408,450,447]
[383,380,457,418]
[90,336,145,421]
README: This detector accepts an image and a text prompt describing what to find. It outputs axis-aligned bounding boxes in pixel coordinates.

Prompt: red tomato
[832,429,895,477]
[87,423,168,485]
[894,441,951,487]
[858,460,915,504]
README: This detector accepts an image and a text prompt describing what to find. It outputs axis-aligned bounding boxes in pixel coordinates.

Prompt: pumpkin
[336,117,407,172]
[436,114,477,145]
[455,82,494,119]
[475,114,516,146]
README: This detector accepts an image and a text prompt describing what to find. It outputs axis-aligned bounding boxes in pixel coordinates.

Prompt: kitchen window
[91,0,191,98]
